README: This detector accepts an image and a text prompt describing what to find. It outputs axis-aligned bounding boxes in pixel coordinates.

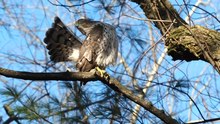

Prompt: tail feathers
[44,17,82,62]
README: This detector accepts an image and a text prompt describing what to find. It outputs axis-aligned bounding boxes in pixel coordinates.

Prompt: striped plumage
[44,17,118,72]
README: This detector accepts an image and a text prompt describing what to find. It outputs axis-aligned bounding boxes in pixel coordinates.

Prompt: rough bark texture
[131,0,187,34]
[131,0,220,73]
[166,25,220,61]
[166,25,220,72]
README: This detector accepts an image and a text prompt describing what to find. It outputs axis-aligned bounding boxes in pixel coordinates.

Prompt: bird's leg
[95,67,110,80]
[95,67,105,77]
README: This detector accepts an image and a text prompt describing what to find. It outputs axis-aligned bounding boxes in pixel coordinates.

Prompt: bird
[44,17,118,83]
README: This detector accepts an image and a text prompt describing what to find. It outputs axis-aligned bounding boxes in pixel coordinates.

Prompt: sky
[0,0,220,123]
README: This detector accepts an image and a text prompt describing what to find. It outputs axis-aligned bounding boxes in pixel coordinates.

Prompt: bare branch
[0,67,96,82]
[0,67,179,124]
[47,0,95,7]
[187,117,220,124]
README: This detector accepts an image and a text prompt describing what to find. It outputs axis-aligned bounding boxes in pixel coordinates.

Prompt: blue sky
[0,0,220,123]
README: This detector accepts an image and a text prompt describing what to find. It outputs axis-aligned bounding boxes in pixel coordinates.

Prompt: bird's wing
[44,17,82,62]
[76,24,104,71]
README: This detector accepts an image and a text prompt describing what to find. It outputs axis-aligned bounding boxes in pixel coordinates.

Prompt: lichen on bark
[166,25,220,62]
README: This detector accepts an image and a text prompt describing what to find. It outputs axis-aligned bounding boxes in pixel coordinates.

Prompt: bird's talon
[95,67,111,81]
[95,67,106,77]
[104,73,110,81]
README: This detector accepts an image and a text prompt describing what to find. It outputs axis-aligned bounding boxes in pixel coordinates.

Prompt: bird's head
[75,19,96,35]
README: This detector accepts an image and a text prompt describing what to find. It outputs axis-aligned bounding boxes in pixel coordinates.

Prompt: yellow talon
[95,67,105,77]
[95,67,110,80]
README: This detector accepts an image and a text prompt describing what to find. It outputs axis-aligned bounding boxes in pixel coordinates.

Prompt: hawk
[44,17,118,76]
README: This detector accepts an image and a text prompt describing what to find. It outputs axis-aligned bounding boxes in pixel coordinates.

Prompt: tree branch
[187,117,220,124]
[130,0,220,73]
[0,67,179,124]
[166,25,220,73]
[3,104,21,124]
[0,67,97,81]
[131,0,187,34]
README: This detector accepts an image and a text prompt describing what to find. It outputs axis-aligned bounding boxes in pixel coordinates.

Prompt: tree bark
[131,0,220,73]
[166,25,220,73]
[131,0,187,34]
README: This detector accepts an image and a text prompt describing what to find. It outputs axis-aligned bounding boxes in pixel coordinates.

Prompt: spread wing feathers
[76,24,104,72]
[44,17,82,62]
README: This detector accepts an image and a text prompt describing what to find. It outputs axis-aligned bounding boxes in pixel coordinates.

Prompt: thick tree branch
[166,25,220,73]
[0,67,179,124]
[131,0,220,73]
[131,0,187,34]
[0,67,97,81]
